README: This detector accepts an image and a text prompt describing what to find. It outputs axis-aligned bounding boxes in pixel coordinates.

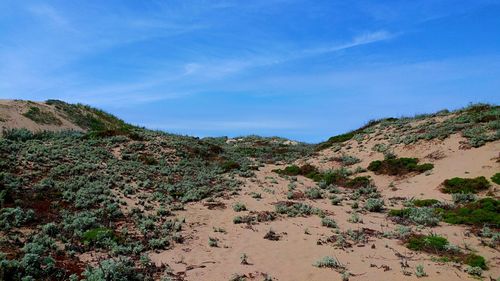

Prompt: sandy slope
[0,100,84,133]
[147,135,499,281]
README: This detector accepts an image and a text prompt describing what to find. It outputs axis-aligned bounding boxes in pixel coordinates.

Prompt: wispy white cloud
[303,30,394,55]
[182,30,395,78]
[26,3,73,30]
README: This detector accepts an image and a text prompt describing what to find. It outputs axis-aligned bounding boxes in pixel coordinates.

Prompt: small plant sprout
[208,237,218,247]
[341,271,350,281]
[465,266,483,276]
[415,264,427,277]
[348,212,363,223]
[233,202,247,212]
[313,256,344,269]
[240,253,249,265]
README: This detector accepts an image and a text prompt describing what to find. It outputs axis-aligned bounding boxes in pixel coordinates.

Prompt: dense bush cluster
[367,157,434,176]
[439,198,499,227]
[441,177,491,194]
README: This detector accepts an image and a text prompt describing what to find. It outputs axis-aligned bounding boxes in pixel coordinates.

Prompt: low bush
[451,193,477,204]
[273,164,317,177]
[321,217,337,228]
[275,165,352,187]
[334,155,360,166]
[367,157,433,175]
[313,256,344,269]
[441,177,490,194]
[275,202,320,217]
[407,234,449,253]
[220,160,240,172]
[2,128,35,141]
[305,188,322,199]
[412,199,440,207]
[0,207,35,230]
[208,237,218,247]
[465,266,483,276]
[320,168,351,185]
[364,198,384,212]
[232,202,247,212]
[439,198,500,227]
[345,176,370,188]
[464,254,487,269]
[388,207,440,226]
[82,257,143,281]
[415,264,427,278]
[491,173,500,185]
[82,227,115,245]
[233,215,255,224]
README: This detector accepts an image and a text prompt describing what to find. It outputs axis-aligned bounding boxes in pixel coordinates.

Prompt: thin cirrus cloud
[182,30,395,79]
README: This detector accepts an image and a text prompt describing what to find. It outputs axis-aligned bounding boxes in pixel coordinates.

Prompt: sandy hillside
[0,100,84,133]
[0,101,498,281]
[147,134,499,281]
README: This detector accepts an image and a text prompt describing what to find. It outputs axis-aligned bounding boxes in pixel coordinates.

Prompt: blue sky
[1,1,499,142]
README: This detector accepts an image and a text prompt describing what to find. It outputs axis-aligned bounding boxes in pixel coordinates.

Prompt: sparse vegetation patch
[23,106,62,125]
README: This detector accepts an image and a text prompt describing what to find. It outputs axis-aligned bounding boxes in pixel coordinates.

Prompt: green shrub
[388,208,411,218]
[220,160,240,172]
[2,128,35,141]
[407,234,449,253]
[415,264,427,278]
[464,254,487,269]
[408,207,440,226]
[414,163,434,173]
[321,168,350,185]
[364,198,384,212]
[337,155,360,166]
[208,237,218,247]
[281,165,301,175]
[451,193,477,204]
[305,188,322,199]
[0,207,35,230]
[82,227,114,245]
[440,198,500,227]
[275,202,320,217]
[232,202,247,212]
[316,132,355,150]
[441,176,490,194]
[367,160,382,172]
[367,157,433,175]
[412,199,439,207]
[388,207,440,226]
[465,266,483,276]
[274,164,318,178]
[82,257,143,281]
[321,217,337,228]
[345,176,370,188]
[233,215,254,224]
[491,173,500,185]
[313,256,343,269]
